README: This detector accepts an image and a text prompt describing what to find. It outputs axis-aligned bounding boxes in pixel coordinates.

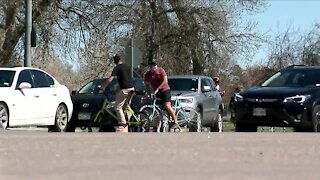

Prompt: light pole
[24,0,32,67]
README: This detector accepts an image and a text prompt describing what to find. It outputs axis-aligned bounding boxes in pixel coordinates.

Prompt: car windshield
[168,78,198,91]
[261,68,320,87]
[78,78,145,94]
[78,79,118,94]
[0,70,15,87]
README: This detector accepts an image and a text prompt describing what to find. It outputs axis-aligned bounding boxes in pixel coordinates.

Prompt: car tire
[66,124,76,132]
[128,111,150,132]
[312,105,320,132]
[0,102,9,129]
[235,123,257,132]
[189,107,202,132]
[98,113,116,132]
[161,112,170,132]
[211,109,223,132]
[48,104,68,132]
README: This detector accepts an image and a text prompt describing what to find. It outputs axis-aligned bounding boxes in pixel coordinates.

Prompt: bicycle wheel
[139,105,162,132]
[128,112,151,132]
[177,107,201,132]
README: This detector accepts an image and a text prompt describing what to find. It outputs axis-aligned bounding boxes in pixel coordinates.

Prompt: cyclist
[144,58,181,132]
[100,54,134,132]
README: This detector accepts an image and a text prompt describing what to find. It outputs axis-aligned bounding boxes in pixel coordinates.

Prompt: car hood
[170,90,198,97]
[242,86,315,99]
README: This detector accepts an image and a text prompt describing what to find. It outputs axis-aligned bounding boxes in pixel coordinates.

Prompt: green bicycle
[92,91,150,132]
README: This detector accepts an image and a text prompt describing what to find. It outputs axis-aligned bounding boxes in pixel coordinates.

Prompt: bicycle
[92,91,150,132]
[139,93,201,132]
[138,95,163,132]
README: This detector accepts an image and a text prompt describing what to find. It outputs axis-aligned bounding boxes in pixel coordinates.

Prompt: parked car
[68,78,147,132]
[167,75,224,132]
[233,65,320,132]
[0,66,73,131]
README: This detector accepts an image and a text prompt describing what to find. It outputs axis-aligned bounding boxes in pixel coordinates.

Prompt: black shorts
[156,90,171,104]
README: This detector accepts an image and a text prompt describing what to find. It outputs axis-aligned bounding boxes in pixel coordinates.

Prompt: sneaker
[170,123,182,132]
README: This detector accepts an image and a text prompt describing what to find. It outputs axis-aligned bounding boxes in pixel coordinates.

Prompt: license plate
[253,108,266,116]
[78,112,91,120]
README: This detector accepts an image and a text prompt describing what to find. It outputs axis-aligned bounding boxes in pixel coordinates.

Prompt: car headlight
[106,101,116,108]
[283,95,311,103]
[180,98,194,104]
[234,94,243,102]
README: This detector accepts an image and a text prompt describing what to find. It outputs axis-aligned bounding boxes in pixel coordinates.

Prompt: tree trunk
[0,27,24,65]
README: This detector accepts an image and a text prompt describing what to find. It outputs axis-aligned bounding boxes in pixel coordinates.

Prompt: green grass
[222,114,294,132]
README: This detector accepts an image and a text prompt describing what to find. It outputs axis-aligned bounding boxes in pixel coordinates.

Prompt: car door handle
[34,95,40,98]
[52,93,57,96]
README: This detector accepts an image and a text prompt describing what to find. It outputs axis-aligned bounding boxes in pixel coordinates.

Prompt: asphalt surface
[1,129,320,180]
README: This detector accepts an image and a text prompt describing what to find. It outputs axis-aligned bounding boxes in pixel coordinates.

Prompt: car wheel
[161,112,170,132]
[211,109,223,132]
[128,112,150,132]
[98,113,116,132]
[189,107,202,132]
[235,123,257,132]
[0,102,9,129]
[312,105,320,132]
[66,124,76,132]
[48,104,68,132]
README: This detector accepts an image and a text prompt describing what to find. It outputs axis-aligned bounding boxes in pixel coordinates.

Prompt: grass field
[222,114,293,132]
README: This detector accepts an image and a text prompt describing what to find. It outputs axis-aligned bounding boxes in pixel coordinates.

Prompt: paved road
[1,130,320,180]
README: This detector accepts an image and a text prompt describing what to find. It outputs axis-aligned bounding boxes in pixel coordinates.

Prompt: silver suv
[168,75,223,132]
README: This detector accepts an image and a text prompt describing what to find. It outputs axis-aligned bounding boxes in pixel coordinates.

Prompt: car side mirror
[71,90,78,95]
[202,85,211,92]
[18,82,32,89]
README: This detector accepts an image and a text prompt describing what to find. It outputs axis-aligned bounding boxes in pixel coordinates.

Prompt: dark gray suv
[168,75,224,132]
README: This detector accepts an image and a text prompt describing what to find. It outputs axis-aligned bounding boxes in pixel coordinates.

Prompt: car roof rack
[286,64,306,68]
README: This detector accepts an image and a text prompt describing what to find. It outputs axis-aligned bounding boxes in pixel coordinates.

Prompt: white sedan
[0,67,73,132]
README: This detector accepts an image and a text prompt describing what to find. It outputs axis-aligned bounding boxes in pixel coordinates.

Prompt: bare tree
[0,0,266,90]
[302,23,320,65]
[265,26,303,70]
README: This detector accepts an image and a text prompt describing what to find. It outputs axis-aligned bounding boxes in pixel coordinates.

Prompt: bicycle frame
[93,98,141,126]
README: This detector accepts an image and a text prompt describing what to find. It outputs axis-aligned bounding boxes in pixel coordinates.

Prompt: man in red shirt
[144,59,181,132]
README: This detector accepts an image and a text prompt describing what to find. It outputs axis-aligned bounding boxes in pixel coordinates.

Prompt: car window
[78,79,118,94]
[133,79,145,92]
[168,78,198,91]
[105,80,119,94]
[46,74,55,86]
[201,78,212,91]
[208,78,216,90]
[16,70,34,88]
[262,68,320,87]
[30,70,50,88]
[0,70,15,87]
